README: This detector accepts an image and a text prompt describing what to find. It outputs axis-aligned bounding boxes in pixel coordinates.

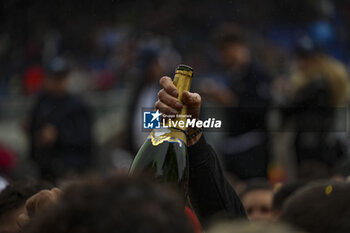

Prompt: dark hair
[213,23,245,49]
[273,181,306,211]
[0,179,53,217]
[281,181,350,233]
[23,176,194,233]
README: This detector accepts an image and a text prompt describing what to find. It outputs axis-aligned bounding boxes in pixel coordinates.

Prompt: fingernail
[175,102,183,108]
[172,90,178,97]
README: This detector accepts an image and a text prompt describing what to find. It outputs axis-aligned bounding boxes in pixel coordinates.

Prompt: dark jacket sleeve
[188,135,247,225]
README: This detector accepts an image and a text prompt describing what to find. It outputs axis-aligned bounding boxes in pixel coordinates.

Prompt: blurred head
[281,181,350,233]
[207,221,305,233]
[44,57,70,96]
[137,48,164,82]
[0,179,52,233]
[272,182,306,219]
[23,176,194,233]
[240,180,273,222]
[214,24,251,69]
[294,36,320,72]
[291,53,349,107]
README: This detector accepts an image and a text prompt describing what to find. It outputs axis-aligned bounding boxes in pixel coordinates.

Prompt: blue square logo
[143,110,161,129]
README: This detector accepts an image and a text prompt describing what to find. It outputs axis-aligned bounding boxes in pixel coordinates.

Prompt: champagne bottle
[129,64,193,197]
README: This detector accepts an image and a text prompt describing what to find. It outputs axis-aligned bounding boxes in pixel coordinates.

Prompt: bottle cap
[176,64,193,72]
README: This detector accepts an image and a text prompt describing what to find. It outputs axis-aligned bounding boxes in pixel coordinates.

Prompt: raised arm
[156,76,247,225]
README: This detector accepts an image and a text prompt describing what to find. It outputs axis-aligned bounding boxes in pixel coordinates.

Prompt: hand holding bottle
[156,76,201,119]
[155,76,202,146]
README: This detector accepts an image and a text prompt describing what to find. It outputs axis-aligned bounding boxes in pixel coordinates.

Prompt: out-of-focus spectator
[272,181,306,219]
[292,38,349,108]
[239,179,274,222]
[125,42,180,153]
[286,40,349,172]
[0,179,52,233]
[281,181,350,233]
[207,221,305,233]
[128,47,164,151]
[28,57,93,183]
[207,24,272,179]
[22,176,194,233]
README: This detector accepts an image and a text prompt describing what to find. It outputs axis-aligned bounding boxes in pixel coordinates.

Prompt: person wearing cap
[286,37,349,172]
[126,47,165,153]
[28,57,93,183]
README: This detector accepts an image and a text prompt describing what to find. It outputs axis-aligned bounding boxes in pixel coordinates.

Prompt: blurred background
[1,0,350,184]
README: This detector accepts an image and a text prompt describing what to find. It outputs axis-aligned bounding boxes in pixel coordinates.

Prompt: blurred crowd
[1,0,350,96]
[1,0,350,233]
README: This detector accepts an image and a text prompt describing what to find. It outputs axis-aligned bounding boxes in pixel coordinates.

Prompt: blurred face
[219,42,250,69]
[0,206,25,233]
[242,189,274,222]
[44,75,68,96]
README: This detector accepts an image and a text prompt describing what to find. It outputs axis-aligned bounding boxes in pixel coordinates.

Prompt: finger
[159,76,178,97]
[51,188,63,196]
[155,100,178,115]
[25,193,38,218]
[158,89,183,110]
[17,212,30,229]
[50,188,63,202]
[25,190,53,218]
[182,91,201,107]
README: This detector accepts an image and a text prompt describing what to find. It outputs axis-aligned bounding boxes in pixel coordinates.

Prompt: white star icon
[151,110,162,122]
